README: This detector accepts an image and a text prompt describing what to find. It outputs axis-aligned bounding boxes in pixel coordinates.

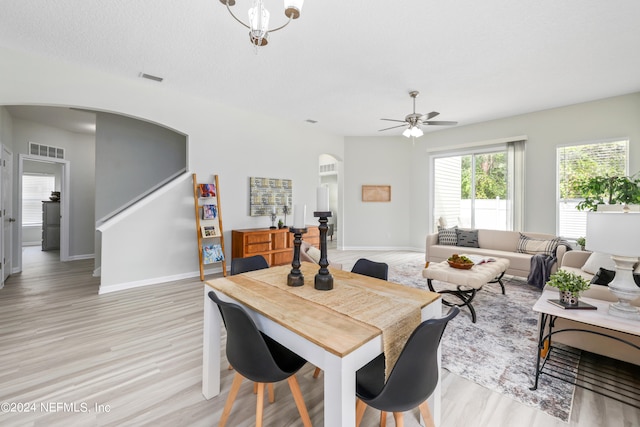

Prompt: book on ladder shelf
[192,174,227,280]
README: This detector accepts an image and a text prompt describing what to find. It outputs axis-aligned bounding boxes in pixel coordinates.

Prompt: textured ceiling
[1,0,639,136]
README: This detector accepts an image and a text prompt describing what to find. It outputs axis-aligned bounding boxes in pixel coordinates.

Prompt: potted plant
[547,270,590,305]
[573,173,640,211]
[576,236,586,251]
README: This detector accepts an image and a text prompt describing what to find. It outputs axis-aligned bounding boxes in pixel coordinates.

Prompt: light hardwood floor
[0,246,637,426]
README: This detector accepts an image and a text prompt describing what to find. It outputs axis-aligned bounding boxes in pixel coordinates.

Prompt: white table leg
[324,353,357,427]
[202,286,221,399]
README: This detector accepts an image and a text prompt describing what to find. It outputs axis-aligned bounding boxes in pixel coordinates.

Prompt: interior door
[2,146,13,284]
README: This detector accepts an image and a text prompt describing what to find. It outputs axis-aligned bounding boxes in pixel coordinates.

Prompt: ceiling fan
[379,91,458,138]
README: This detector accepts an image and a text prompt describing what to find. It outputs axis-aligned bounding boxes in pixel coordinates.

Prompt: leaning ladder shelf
[192,173,227,280]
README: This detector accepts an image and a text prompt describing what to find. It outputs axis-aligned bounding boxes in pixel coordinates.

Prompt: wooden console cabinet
[232,226,320,266]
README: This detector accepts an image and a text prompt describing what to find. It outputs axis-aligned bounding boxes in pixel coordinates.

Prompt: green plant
[573,172,640,211]
[576,237,585,249]
[547,270,590,297]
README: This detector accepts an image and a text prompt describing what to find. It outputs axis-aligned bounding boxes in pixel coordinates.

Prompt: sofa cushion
[516,233,559,256]
[438,226,458,245]
[306,245,321,263]
[456,228,479,248]
[581,252,616,275]
[560,265,594,281]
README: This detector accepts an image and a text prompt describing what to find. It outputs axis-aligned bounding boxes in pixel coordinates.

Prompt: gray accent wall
[95,113,187,223]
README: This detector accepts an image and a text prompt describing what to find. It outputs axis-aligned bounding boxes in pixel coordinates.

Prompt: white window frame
[428,137,526,233]
[556,138,629,240]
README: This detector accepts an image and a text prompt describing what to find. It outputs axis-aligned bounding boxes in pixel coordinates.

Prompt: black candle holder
[269,212,277,229]
[313,211,333,290]
[282,205,290,229]
[287,227,307,287]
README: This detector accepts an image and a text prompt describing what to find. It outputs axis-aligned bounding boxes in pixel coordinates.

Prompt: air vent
[319,163,336,173]
[29,142,65,159]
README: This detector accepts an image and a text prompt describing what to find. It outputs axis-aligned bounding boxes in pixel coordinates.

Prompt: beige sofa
[541,250,640,365]
[300,241,342,270]
[425,229,568,278]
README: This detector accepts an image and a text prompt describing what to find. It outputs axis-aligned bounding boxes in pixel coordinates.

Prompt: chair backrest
[208,290,296,383]
[351,258,389,280]
[231,255,269,275]
[372,307,459,411]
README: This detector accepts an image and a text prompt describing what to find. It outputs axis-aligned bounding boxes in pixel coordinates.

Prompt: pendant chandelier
[219,0,304,47]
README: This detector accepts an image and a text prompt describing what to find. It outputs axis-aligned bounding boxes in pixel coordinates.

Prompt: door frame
[1,145,13,287]
[16,154,70,273]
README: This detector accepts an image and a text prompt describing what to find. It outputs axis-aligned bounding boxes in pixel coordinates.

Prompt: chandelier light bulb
[221,0,303,47]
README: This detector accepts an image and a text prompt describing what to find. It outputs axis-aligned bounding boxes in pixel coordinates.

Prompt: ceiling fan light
[412,127,424,137]
[402,128,412,138]
[284,0,303,19]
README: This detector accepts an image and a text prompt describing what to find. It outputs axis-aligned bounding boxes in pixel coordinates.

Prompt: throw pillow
[456,229,479,248]
[516,234,560,256]
[438,226,458,246]
[590,267,616,286]
[581,252,616,275]
[306,245,321,264]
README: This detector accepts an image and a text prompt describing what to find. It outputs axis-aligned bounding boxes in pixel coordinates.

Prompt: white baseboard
[68,253,95,261]
[339,245,422,252]
[98,266,227,294]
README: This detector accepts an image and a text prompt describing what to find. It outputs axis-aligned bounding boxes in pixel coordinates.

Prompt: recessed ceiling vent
[29,142,65,159]
[140,73,164,82]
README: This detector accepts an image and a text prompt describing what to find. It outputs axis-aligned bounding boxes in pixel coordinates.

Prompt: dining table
[202,262,442,426]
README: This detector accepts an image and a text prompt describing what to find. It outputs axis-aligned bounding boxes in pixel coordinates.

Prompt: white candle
[272,206,276,214]
[317,186,329,212]
[293,204,306,228]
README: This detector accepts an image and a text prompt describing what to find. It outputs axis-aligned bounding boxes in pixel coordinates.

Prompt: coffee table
[422,257,510,323]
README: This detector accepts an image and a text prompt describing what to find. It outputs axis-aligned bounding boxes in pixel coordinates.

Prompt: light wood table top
[206,262,440,358]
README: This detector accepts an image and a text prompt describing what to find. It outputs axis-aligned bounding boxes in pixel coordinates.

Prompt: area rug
[389,259,576,422]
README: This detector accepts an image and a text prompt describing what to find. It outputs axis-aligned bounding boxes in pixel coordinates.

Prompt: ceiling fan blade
[380,118,407,123]
[378,124,408,132]
[425,120,458,126]
[423,111,440,120]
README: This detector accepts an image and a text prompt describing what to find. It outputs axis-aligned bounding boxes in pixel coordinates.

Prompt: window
[22,174,55,226]
[431,140,525,231]
[557,140,628,239]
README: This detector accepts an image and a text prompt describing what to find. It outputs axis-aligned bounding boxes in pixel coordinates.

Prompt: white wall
[343,93,640,251]
[343,136,413,249]
[0,46,344,292]
[409,92,640,250]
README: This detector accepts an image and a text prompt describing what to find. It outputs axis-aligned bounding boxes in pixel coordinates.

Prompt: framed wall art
[362,185,391,202]
[249,177,293,216]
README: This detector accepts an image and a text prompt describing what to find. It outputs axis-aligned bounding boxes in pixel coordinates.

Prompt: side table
[531,289,640,408]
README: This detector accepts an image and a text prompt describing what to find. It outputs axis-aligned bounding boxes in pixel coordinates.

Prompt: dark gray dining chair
[351,258,389,281]
[208,291,312,427]
[230,255,269,275]
[355,307,459,427]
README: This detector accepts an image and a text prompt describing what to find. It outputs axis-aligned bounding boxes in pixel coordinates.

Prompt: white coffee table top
[533,289,640,337]
[422,257,510,289]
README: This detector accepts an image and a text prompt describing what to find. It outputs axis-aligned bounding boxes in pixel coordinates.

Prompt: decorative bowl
[448,260,474,270]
